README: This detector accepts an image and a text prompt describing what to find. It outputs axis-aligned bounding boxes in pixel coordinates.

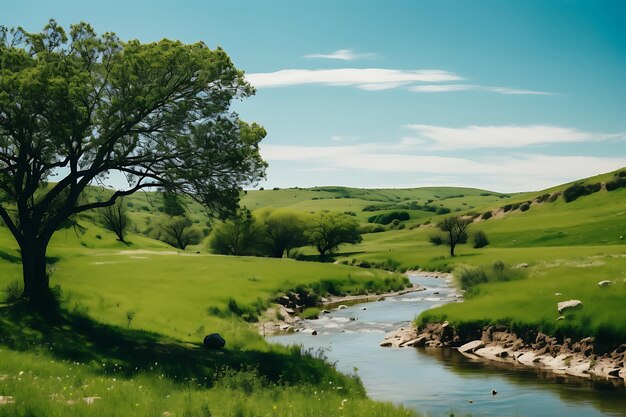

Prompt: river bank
[381,322,626,386]
[258,281,426,336]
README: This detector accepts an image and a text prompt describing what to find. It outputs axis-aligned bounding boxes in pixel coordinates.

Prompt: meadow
[0,168,625,416]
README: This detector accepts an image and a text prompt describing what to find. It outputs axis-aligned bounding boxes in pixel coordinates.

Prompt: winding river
[271,275,626,417]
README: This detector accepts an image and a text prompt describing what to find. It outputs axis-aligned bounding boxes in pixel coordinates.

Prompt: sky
[3,0,626,192]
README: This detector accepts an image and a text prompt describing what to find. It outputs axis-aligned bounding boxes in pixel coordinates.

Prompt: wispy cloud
[405,124,624,150]
[260,143,626,191]
[304,49,378,60]
[246,68,462,89]
[408,84,554,95]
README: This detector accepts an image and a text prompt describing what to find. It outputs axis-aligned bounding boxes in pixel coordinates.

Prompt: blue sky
[3,0,626,191]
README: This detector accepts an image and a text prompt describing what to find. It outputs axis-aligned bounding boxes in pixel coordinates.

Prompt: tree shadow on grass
[0,303,356,392]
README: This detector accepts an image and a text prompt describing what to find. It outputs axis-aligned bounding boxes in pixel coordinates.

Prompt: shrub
[473,231,489,248]
[299,307,321,320]
[3,280,23,303]
[367,211,410,225]
[436,207,451,215]
[548,192,560,202]
[481,211,493,220]
[519,202,530,212]
[456,265,488,290]
[563,182,602,202]
[429,234,443,245]
[606,172,626,191]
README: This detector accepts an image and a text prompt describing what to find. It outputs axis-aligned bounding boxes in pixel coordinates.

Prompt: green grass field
[1,167,625,416]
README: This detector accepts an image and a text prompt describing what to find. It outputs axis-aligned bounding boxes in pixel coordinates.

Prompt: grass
[1,167,625,415]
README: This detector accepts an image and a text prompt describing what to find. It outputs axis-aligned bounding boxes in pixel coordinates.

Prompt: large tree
[307,212,362,258]
[256,208,309,258]
[0,21,266,305]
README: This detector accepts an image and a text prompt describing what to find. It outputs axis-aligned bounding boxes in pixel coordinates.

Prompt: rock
[82,397,101,405]
[321,310,331,314]
[598,280,611,287]
[401,336,428,347]
[349,317,357,321]
[203,333,226,349]
[491,389,497,396]
[380,340,393,347]
[608,368,622,377]
[516,263,529,268]
[0,396,14,405]
[377,297,386,301]
[459,340,485,354]
[311,330,318,336]
[361,307,367,310]
[556,316,565,321]
[557,300,582,314]
[338,305,348,310]
[555,292,562,296]
[284,307,295,315]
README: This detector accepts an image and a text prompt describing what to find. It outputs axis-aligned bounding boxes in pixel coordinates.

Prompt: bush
[481,211,493,220]
[429,234,443,246]
[606,171,626,191]
[519,202,530,212]
[548,192,560,202]
[473,231,489,248]
[367,211,410,225]
[563,182,602,202]
[299,307,321,320]
[3,280,23,302]
[436,207,451,215]
[456,265,488,290]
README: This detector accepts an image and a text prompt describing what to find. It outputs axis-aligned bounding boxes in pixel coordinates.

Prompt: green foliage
[0,19,267,302]
[481,211,492,220]
[255,208,310,258]
[367,211,410,225]
[3,279,23,303]
[472,230,489,248]
[307,212,362,257]
[605,171,626,191]
[436,207,451,215]
[161,217,202,250]
[436,216,471,257]
[209,210,265,256]
[563,182,602,202]
[299,307,321,319]
[162,192,186,216]
[519,202,530,212]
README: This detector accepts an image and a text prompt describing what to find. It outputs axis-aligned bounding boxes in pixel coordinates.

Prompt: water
[271,275,626,417]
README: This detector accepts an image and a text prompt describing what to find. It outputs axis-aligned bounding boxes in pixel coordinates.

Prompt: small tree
[256,208,309,258]
[162,216,201,250]
[307,212,362,258]
[100,198,131,243]
[209,209,264,256]
[437,216,471,257]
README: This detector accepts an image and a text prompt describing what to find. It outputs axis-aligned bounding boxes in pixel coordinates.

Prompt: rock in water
[491,389,497,396]
[203,333,226,349]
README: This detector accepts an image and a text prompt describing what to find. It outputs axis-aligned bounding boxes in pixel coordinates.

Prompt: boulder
[557,300,582,314]
[338,305,348,310]
[598,280,611,287]
[458,340,485,354]
[203,333,226,350]
[401,336,428,347]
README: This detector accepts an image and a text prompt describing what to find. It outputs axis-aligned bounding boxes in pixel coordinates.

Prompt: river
[271,275,626,417]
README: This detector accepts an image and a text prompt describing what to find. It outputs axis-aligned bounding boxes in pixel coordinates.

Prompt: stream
[271,275,626,417]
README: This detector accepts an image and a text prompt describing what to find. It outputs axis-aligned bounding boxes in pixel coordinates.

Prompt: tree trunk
[20,237,52,305]
[450,244,455,257]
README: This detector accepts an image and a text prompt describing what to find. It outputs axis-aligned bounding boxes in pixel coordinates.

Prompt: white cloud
[408,84,554,95]
[404,124,624,150]
[260,143,626,192]
[246,68,462,89]
[304,49,378,60]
